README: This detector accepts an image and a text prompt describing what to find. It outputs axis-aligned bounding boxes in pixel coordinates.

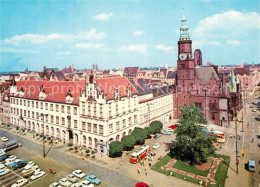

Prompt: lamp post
[38,113,48,158]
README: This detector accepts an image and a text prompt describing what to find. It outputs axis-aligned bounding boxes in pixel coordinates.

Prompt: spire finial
[182,8,186,20]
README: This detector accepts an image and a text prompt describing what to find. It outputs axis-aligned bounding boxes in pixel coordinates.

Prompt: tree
[109,141,124,158]
[173,104,215,164]
[150,121,163,134]
[144,127,152,138]
[132,127,147,145]
[121,135,136,150]
[178,103,207,126]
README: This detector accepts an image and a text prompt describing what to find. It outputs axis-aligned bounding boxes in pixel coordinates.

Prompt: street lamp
[37,113,48,158]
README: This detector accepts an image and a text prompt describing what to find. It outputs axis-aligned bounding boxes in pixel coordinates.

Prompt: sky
[0,0,260,72]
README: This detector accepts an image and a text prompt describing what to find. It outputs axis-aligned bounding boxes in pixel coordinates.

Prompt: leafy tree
[178,103,207,125]
[121,135,136,150]
[109,141,124,158]
[132,127,146,144]
[144,127,152,138]
[150,121,163,134]
[173,104,215,164]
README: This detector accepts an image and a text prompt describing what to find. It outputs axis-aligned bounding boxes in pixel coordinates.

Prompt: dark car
[0,154,10,161]
[14,162,27,170]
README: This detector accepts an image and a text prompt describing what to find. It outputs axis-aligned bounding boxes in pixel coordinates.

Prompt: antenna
[182,8,185,20]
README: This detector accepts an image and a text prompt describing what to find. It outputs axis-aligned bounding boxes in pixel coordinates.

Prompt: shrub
[40,134,43,138]
[36,133,39,137]
[85,149,90,154]
[16,127,19,130]
[67,143,74,147]
[74,146,78,151]
[91,150,95,154]
[47,137,51,140]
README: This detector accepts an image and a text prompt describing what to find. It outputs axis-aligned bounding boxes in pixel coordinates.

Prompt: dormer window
[39,85,46,100]
[66,89,74,103]
[19,87,25,97]
[114,87,120,101]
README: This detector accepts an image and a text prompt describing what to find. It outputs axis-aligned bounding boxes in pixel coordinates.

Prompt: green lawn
[173,159,211,177]
[209,154,230,187]
[151,154,230,187]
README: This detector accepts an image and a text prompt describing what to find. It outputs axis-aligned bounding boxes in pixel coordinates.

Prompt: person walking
[120,161,123,166]
[137,167,141,174]
[145,169,147,176]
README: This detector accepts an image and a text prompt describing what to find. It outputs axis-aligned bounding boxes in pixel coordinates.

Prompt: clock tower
[176,14,195,114]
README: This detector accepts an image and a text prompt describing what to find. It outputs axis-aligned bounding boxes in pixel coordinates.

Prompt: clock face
[179,53,187,60]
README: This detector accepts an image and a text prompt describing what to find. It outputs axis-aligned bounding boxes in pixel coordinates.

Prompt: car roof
[248,160,256,166]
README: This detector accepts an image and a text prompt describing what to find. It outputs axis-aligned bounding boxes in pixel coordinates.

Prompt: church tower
[176,13,195,116]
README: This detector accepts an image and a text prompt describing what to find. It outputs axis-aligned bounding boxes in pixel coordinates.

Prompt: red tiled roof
[95,77,138,100]
[138,97,153,104]
[15,80,85,104]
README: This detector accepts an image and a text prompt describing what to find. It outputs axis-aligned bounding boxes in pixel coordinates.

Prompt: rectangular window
[123,119,126,128]
[74,107,77,115]
[128,117,132,126]
[109,124,113,133]
[88,103,91,116]
[82,103,85,115]
[23,100,26,106]
[50,104,53,111]
[88,123,91,132]
[45,103,48,110]
[28,100,30,107]
[40,102,43,109]
[56,116,59,124]
[82,122,86,130]
[67,106,71,114]
[212,113,215,120]
[32,101,34,108]
[32,112,34,119]
[20,100,22,105]
[51,115,54,123]
[36,102,39,108]
[62,118,65,126]
[74,120,77,129]
[61,106,64,113]
[28,111,30,117]
[109,103,112,117]
[99,125,103,135]
[116,122,120,130]
[93,124,97,134]
[99,104,102,117]
[134,115,137,123]
[56,105,59,112]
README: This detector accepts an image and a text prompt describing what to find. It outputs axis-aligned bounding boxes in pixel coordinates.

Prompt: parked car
[166,128,173,132]
[0,148,6,153]
[85,175,101,185]
[59,177,72,187]
[70,183,80,187]
[27,161,35,166]
[136,182,149,187]
[0,151,6,156]
[8,155,17,160]
[79,180,94,187]
[0,164,5,170]
[0,154,10,161]
[5,158,19,166]
[161,130,171,135]
[169,125,177,129]
[30,171,45,180]
[1,137,9,142]
[21,169,35,178]
[154,133,161,139]
[49,182,62,187]
[10,160,27,170]
[0,168,10,176]
[248,160,256,172]
[11,179,28,187]
[152,143,160,149]
[72,169,86,178]
[67,173,78,183]
[32,165,40,172]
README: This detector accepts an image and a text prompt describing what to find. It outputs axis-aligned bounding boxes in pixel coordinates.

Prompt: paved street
[0,129,138,187]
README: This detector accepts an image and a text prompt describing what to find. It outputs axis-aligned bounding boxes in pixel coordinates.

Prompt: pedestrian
[137,167,141,174]
[145,169,147,176]
[120,161,123,166]
[252,138,254,143]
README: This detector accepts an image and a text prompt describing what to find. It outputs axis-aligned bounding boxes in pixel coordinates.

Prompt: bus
[210,130,225,143]
[130,145,150,164]
[2,140,18,151]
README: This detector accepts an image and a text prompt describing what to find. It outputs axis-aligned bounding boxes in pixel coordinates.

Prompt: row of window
[10,98,78,115]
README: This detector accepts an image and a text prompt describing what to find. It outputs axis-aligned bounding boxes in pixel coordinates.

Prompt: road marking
[225,137,230,149]
[242,134,245,152]
[24,174,47,187]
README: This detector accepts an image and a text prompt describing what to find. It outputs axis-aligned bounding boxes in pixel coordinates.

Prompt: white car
[166,128,174,132]
[32,165,40,172]
[8,155,17,160]
[153,143,160,149]
[70,183,80,187]
[59,177,72,187]
[72,169,86,178]
[0,152,6,157]
[79,180,94,187]
[11,179,28,187]
[49,182,62,187]
[5,158,19,166]
[252,109,257,112]
[30,171,45,180]
[0,168,10,176]
[1,137,9,142]
[22,165,32,173]
[0,164,5,170]
[27,161,35,166]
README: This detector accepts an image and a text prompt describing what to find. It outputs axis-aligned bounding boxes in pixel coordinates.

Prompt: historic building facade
[174,16,242,126]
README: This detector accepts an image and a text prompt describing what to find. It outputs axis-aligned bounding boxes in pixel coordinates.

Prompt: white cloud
[133,31,143,36]
[56,51,71,56]
[119,45,147,54]
[3,29,105,45]
[93,12,114,21]
[155,44,174,52]
[194,10,260,37]
[0,47,38,54]
[75,43,104,49]
[227,39,240,45]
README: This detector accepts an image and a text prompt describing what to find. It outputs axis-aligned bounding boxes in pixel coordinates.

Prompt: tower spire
[180,10,190,41]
